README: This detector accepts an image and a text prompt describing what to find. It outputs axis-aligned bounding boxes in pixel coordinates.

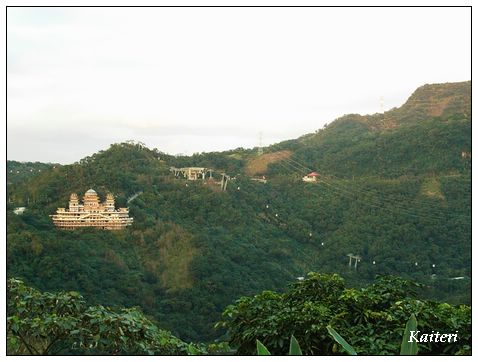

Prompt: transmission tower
[379,96,386,123]
[258,132,264,156]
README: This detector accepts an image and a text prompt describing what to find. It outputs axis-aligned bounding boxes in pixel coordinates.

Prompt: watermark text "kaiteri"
[409,331,458,343]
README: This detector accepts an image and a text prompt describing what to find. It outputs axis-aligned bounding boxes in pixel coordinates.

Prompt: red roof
[307,172,320,177]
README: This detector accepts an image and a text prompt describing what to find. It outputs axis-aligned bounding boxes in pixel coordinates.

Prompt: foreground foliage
[7,274,470,356]
[7,278,193,355]
[256,335,304,355]
[217,273,471,355]
[256,316,417,356]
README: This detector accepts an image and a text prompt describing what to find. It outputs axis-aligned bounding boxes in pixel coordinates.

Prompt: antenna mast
[258,132,264,156]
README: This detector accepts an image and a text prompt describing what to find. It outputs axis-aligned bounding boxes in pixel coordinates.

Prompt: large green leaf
[256,340,271,355]
[400,314,418,355]
[289,335,302,355]
[187,343,200,355]
[326,325,357,355]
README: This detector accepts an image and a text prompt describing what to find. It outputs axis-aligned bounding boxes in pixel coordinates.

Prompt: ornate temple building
[50,189,133,230]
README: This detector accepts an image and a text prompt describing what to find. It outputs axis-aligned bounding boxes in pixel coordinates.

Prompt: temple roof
[85,189,97,195]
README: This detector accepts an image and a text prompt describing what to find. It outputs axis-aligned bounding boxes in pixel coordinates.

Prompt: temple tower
[105,193,115,212]
[83,189,100,211]
[69,193,79,212]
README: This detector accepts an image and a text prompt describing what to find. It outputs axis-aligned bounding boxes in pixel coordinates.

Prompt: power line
[271,154,466,224]
[285,154,469,219]
[233,170,444,279]
[262,141,469,223]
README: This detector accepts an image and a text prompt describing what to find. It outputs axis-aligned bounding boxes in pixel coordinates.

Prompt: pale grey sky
[7,7,471,164]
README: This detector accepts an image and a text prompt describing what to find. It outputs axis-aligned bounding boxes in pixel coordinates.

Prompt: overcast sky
[7,7,471,164]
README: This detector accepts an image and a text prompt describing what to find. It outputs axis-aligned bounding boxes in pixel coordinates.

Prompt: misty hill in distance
[7,81,471,342]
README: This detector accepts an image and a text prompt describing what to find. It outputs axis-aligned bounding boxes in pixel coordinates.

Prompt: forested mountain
[7,161,61,187]
[7,81,471,344]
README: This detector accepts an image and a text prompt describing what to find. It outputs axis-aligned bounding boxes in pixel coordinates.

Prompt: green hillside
[6,81,471,343]
[7,161,61,189]
[266,81,471,178]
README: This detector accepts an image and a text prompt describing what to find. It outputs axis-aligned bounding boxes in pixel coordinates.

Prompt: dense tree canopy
[7,278,193,355]
[217,273,471,355]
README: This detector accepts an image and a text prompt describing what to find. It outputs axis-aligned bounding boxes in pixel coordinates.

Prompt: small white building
[302,172,320,183]
[13,207,26,215]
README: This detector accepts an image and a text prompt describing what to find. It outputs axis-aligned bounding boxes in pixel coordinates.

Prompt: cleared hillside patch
[139,222,197,292]
[245,150,292,176]
[421,177,445,200]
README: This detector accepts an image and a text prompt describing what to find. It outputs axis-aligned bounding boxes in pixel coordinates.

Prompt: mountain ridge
[7,80,471,342]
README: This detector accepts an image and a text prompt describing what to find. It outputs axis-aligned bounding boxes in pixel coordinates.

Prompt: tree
[7,278,192,355]
[217,273,471,355]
